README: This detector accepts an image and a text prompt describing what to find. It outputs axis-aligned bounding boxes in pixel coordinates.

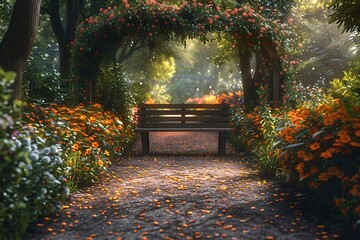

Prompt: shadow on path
[25,132,350,240]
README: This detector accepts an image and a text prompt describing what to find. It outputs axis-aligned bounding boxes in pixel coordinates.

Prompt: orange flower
[310,166,318,174]
[354,206,360,216]
[297,150,305,159]
[79,115,87,121]
[337,130,351,143]
[323,116,334,126]
[309,180,320,188]
[349,141,360,147]
[349,185,360,197]
[309,142,320,150]
[89,116,97,123]
[92,141,99,148]
[355,130,360,137]
[320,148,336,159]
[84,149,91,155]
[72,143,80,151]
[296,163,305,178]
[327,166,344,179]
[335,198,345,207]
[318,172,330,181]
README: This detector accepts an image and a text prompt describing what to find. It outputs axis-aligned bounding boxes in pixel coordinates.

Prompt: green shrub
[0,69,69,240]
[96,63,136,123]
[24,49,65,103]
[231,105,283,175]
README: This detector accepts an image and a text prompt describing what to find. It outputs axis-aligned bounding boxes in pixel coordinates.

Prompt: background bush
[96,63,136,123]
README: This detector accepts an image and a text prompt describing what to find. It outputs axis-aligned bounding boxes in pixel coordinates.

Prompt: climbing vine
[70,0,300,105]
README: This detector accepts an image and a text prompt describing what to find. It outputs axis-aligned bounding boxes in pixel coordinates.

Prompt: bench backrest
[137,104,230,129]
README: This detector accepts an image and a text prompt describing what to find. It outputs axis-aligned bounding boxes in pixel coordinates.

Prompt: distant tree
[329,0,360,33]
[41,0,80,79]
[0,0,42,101]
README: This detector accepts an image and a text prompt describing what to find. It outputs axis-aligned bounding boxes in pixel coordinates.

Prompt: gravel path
[25,132,351,240]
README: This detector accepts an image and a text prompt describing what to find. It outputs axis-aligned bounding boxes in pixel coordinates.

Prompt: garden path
[26,132,351,240]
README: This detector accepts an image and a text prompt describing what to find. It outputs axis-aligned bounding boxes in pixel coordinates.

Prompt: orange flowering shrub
[185,94,219,104]
[231,105,283,174]
[275,99,360,220]
[23,103,135,189]
[216,91,244,108]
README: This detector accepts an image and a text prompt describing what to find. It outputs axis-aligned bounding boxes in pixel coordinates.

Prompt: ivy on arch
[70,0,299,108]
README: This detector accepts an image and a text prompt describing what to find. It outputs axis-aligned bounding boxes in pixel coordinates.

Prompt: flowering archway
[70,0,298,108]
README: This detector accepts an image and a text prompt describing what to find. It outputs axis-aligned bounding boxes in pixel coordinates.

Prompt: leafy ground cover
[25,132,353,239]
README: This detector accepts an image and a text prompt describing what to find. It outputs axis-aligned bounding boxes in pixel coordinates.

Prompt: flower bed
[23,103,136,189]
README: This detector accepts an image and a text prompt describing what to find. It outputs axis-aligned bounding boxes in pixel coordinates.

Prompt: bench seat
[135,104,232,155]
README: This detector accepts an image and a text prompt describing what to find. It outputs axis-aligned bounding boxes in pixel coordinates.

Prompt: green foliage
[0,69,69,240]
[327,71,360,116]
[70,0,298,103]
[148,55,176,83]
[24,47,65,103]
[329,0,360,33]
[231,105,283,175]
[96,63,136,123]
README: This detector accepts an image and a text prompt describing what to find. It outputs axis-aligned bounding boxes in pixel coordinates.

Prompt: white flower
[29,152,39,161]
[41,147,51,155]
[50,145,59,154]
[42,156,51,164]
[63,187,70,196]
[22,138,31,146]
[40,188,47,195]
[31,144,38,151]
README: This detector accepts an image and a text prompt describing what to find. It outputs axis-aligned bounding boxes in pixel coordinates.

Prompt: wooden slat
[136,128,232,132]
[138,109,229,116]
[138,116,230,122]
[138,123,230,128]
[139,104,229,109]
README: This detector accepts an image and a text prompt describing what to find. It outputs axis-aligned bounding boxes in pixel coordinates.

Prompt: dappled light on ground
[26,133,347,240]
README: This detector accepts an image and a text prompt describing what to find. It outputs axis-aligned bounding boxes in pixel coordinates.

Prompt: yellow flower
[79,115,87,121]
[98,160,104,167]
[104,150,110,156]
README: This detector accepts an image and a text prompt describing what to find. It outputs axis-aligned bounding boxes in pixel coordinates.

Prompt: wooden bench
[135,104,232,155]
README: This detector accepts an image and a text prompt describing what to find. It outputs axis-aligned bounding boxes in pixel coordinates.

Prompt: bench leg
[218,132,226,155]
[141,132,150,155]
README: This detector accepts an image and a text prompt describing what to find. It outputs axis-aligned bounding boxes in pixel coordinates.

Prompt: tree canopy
[70,0,299,107]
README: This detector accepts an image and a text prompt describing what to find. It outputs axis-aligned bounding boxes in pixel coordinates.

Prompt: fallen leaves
[27,146,340,240]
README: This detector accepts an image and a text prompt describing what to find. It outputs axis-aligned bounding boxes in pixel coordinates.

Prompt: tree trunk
[237,46,256,110]
[0,0,42,101]
[49,0,79,79]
